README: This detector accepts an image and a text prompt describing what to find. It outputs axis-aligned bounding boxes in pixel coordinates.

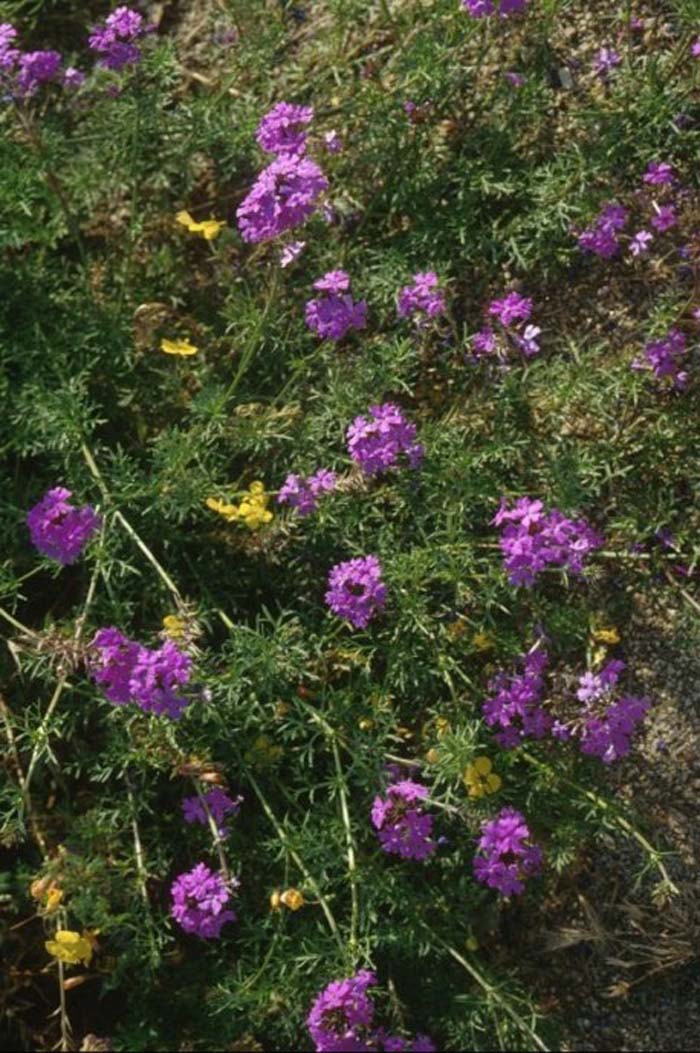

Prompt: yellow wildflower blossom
[464,756,502,798]
[175,210,225,240]
[45,930,93,966]
[280,888,305,911]
[591,626,620,645]
[160,338,199,356]
[44,887,64,913]
[162,614,186,640]
[205,484,273,530]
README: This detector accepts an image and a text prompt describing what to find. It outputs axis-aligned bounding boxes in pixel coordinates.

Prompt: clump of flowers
[89,628,193,720]
[464,756,502,797]
[371,779,436,861]
[278,468,337,516]
[346,403,423,475]
[237,154,328,243]
[45,930,93,966]
[631,328,690,390]
[397,271,446,324]
[182,787,243,838]
[0,24,20,73]
[27,487,101,565]
[574,660,650,763]
[88,5,147,71]
[307,970,435,1052]
[0,25,65,95]
[170,863,237,939]
[206,482,273,529]
[305,270,367,341]
[482,647,551,748]
[473,808,543,897]
[256,100,314,155]
[472,290,541,361]
[493,497,603,586]
[577,202,629,259]
[325,555,387,629]
[462,0,528,17]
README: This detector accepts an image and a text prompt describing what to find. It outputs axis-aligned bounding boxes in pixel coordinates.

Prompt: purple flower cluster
[305,270,367,341]
[237,154,328,244]
[307,970,435,1053]
[572,660,651,763]
[88,5,145,71]
[397,272,446,323]
[346,403,423,475]
[89,628,193,720]
[26,487,101,565]
[325,555,387,629]
[278,468,337,516]
[594,47,621,77]
[578,160,679,260]
[16,50,62,93]
[182,787,242,838]
[256,101,314,155]
[170,863,237,939]
[472,291,541,360]
[577,202,629,259]
[0,24,19,71]
[631,328,690,390]
[462,0,528,16]
[473,807,543,897]
[371,779,436,861]
[493,497,603,586]
[482,648,551,748]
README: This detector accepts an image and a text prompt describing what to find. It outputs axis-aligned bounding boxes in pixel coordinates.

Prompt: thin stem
[0,604,40,638]
[331,738,359,960]
[125,776,151,906]
[194,781,230,881]
[57,958,71,1052]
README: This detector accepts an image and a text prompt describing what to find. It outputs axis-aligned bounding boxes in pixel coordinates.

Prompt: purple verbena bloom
[576,659,625,703]
[692,39,700,58]
[643,160,675,186]
[482,646,551,748]
[493,497,603,586]
[170,863,237,939]
[504,71,525,87]
[650,204,677,232]
[472,327,497,357]
[305,271,367,341]
[278,468,337,516]
[256,100,314,155]
[580,695,651,763]
[347,403,423,475]
[514,324,541,357]
[16,51,62,94]
[323,129,343,153]
[0,23,19,71]
[397,271,446,321]
[89,627,142,704]
[237,154,328,243]
[375,1034,436,1052]
[473,807,542,897]
[181,786,242,838]
[629,229,653,256]
[307,970,377,1053]
[314,269,351,293]
[27,487,101,565]
[325,555,387,629]
[631,328,689,390]
[488,291,532,326]
[577,202,629,259]
[89,5,145,70]
[371,780,436,861]
[463,0,528,16]
[280,239,306,267]
[594,47,621,76]
[62,66,85,89]
[128,640,193,720]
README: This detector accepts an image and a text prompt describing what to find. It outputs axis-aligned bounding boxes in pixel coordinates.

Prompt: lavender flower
[62,67,86,89]
[325,555,387,629]
[307,970,377,1052]
[631,328,690,390]
[397,272,446,322]
[371,779,436,861]
[473,807,542,897]
[473,291,540,360]
[279,239,306,267]
[488,291,532,326]
[237,154,328,243]
[170,863,237,939]
[650,204,677,233]
[305,270,367,341]
[89,630,193,719]
[580,695,651,763]
[182,787,243,837]
[577,202,629,259]
[594,47,621,77]
[88,5,146,71]
[256,101,314,155]
[0,24,19,71]
[278,468,337,516]
[504,71,525,87]
[462,0,528,16]
[347,403,423,475]
[27,487,101,565]
[494,496,603,586]
[16,51,62,94]
[482,647,551,748]
[89,628,142,704]
[576,659,625,702]
[643,160,675,187]
[629,229,653,256]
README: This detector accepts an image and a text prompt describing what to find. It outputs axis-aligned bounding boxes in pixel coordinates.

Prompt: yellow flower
[464,756,502,798]
[176,210,225,240]
[425,747,440,764]
[205,497,240,522]
[435,716,450,739]
[206,484,273,530]
[358,717,374,731]
[45,930,93,966]
[44,887,63,913]
[472,632,494,652]
[280,888,305,911]
[270,890,282,911]
[160,338,199,356]
[592,626,620,645]
[162,614,186,640]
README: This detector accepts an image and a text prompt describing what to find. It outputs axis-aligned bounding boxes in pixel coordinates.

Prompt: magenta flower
[305,270,367,341]
[89,628,142,704]
[504,71,525,87]
[237,154,328,243]
[488,291,532,326]
[643,160,675,186]
[629,229,653,256]
[88,5,146,71]
[16,50,62,94]
[170,863,237,939]
[371,779,436,862]
[650,204,677,232]
[278,468,337,517]
[473,808,542,897]
[63,66,85,89]
[493,496,603,586]
[89,629,193,720]
[347,403,423,475]
[182,787,242,838]
[594,47,621,77]
[325,555,387,629]
[463,0,528,16]
[631,328,689,390]
[577,202,629,258]
[397,271,446,322]
[482,647,551,748]
[307,970,377,1052]
[27,487,101,565]
[580,695,651,764]
[0,24,19,71]
[256,100,314,155]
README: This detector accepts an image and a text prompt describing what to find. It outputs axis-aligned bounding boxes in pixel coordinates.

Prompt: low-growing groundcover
[2,1,700,1050]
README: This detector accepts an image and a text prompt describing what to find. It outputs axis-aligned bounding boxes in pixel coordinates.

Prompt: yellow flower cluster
[162,614,186,640]
[161,337,198,356]
[464,756,502,798]
[175,210,225,241]
[45,930,93,966]
[270,888,305,911]
[206,482,273,530]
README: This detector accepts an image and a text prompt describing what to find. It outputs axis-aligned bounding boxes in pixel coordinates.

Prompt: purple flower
[580,695,651,763]
[514,324,541,357]
[279,239,306,267]
[170,863,237,939]
[347,403,423,475]
[305,271,367,341]
[629,229,653,256]
[88,5,146,70]
[473,808,542,897]
[488,291,532,326]
[576,659,625,703]
[397,271,446,322]
[692,39,700,59]
[482,647,551,748]
[89,630,193,719]
[181,786,242,838]
[643,160,675,187]
[650,204,677,233]
[256,100,314,156]
[504,71,525,87]
[0,23,20,71]
[371,779,437,861]
[89,628,142,704]
[472,327,497,357]
[16,51,62,94]
[494,497,603,586]
[237,154,328,243]
[594,47,621,76]
[577,202,629,259]
[631,328,689,390]
[62,66,86,89]
[323,129,343,154]
[27,487,101,565]
[307,970,377,1052]
[325,555,387,629]
[462,0,528,16]
[278,468,337,516]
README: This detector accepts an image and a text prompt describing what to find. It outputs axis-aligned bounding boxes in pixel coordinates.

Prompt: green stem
[331,738,359,960]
